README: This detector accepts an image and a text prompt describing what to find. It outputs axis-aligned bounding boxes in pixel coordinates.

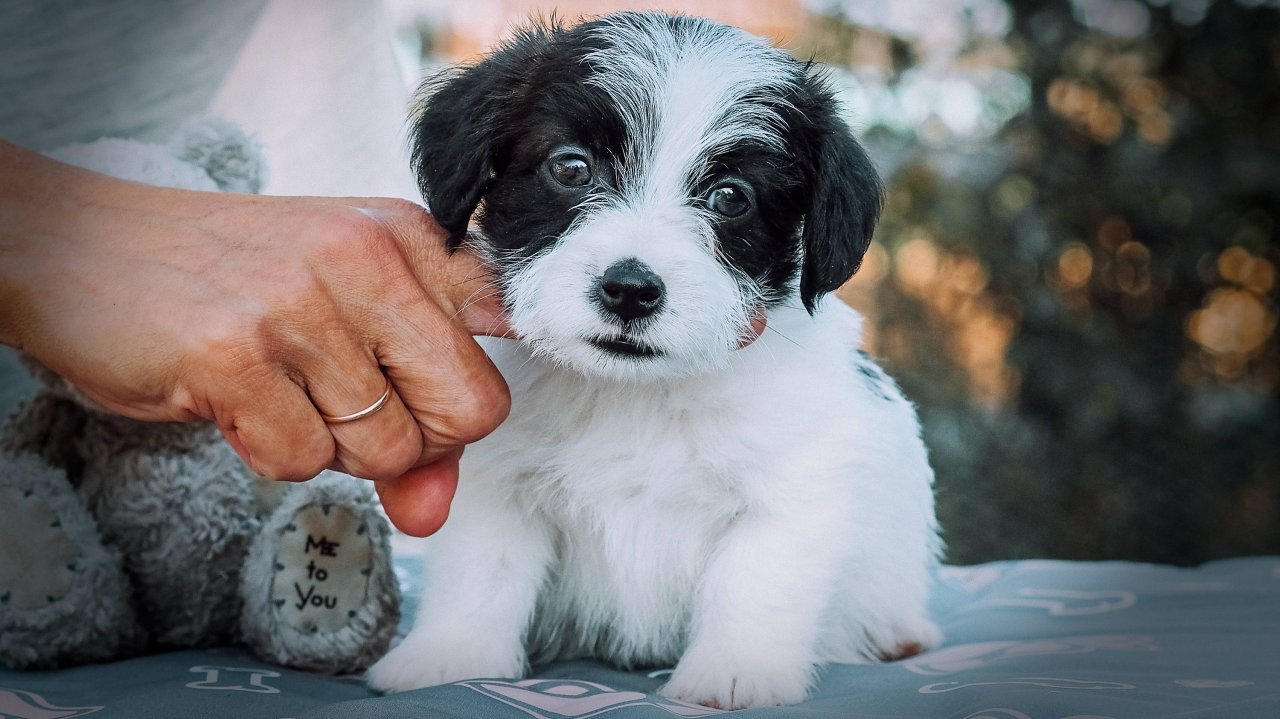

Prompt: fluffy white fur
[369,304,941,708]
[368,13,941,710]
[505,202,750,381]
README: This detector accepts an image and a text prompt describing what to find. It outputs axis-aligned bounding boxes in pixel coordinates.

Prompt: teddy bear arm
[0,392,89,481]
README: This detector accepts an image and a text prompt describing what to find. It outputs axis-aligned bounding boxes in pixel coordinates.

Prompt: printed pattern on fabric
[459,678,723,718]
[0,558,1276,717]
[0,687,102,719]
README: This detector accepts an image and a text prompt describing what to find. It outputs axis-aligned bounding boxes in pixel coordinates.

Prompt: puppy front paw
[366,633,526,694]
[659,650,814,709]
[869,616,943,662]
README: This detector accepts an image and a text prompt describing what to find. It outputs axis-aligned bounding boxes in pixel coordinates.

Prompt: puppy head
[412,12,882,380]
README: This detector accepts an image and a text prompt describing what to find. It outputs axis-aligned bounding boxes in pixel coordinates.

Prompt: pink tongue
[737,311,767,349]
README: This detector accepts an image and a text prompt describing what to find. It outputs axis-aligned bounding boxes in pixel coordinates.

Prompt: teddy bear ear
[169,117,268,194]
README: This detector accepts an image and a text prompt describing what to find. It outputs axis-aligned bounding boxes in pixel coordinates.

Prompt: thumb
[375,449,463,537]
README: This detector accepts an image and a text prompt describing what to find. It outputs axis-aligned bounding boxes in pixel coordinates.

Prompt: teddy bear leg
[0,454,143,668]
[240,472,400,673]
[74,419,254,649]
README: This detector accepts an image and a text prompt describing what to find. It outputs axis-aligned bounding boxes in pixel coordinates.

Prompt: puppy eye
[705,182,752,218]
[548,151,592,188]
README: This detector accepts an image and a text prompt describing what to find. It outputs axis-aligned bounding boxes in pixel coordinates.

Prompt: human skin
[0,139,513,536]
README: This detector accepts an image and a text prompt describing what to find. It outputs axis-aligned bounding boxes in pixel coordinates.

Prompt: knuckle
[335,208,398,262]
[266,267,325,315]
[261,433,333,482]
[445,374,511,444]
[300,207,396,277]
[379,197,426,219]
[179,286,321,383]
[344,422,421,482]
[307,207,412,308]
[318,205,383,248]
[190,313,266,375]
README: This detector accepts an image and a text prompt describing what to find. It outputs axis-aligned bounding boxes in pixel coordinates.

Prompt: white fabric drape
[210,0,419,200]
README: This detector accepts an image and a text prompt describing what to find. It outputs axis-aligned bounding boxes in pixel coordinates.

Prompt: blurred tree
[817,0,1280,563]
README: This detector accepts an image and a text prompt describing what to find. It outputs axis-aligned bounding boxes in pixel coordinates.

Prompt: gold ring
[320,379,392,424]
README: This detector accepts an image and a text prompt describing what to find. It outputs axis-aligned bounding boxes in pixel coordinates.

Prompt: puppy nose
[597,259,665,322]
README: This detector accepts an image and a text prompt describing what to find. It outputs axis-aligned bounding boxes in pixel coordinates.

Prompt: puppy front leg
[367,497,551,693]
[661,506,839,709]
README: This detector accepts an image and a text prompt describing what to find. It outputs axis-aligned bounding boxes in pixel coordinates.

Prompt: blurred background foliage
[391,0,1280,564]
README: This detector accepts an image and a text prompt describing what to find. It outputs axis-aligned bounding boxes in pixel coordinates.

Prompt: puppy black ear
[409,25,553,248]
[795,75,885,313]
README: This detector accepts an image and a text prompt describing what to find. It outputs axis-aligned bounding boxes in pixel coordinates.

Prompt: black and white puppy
[367,12,941,709]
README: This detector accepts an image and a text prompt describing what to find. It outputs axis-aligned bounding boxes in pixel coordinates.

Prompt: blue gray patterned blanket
[2,556,1277,718]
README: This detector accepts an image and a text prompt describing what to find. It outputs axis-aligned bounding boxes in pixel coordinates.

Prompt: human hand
[0,141,511,536]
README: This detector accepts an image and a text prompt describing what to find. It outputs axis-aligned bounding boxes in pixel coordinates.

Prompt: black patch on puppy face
[409,21,626,282]
[692,141,807,301]
[475,83,627,265]
[409,24,584,232]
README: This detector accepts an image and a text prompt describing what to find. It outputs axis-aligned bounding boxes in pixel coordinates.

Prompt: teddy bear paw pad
[268,502,373,635]
[0,486,78,611]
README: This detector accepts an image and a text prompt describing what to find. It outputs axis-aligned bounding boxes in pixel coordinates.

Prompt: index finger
[436,247,515,340]
[349,199,515,339]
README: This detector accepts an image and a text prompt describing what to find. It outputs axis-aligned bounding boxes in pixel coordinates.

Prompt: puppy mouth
[587,335,665,358]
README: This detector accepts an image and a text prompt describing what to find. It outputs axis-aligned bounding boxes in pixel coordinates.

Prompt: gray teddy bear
[0,119,400,673]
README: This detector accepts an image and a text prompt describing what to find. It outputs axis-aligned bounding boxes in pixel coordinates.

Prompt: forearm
[0,139,187,353]
[0,139,80,351]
